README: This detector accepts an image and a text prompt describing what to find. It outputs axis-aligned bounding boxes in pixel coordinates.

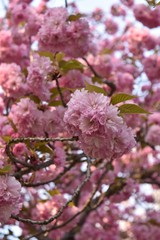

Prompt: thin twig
[55,77,67,107]
[1,0,7,11]
[65,0,68,8]
[12,158,91,226]
[82,57,116,96]
[6,136,78,178]
[23,161,112,239]
[22,161,76,187]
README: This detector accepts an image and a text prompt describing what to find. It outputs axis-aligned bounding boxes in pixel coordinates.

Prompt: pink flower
[27,54,53,101]
[0,30,30,68]
[64,89,136,160]
[0,63,28,98]
[38,7,91,57]
[111,4,126,17]
[105,18,118,35]
[42,107,65,136]
[143,55,160,82]
[13,143,28,157]
[54,141,66,167]
[0,176,22,224]
[120,0,134,7]
[134,4,160,28]
[9,98,44,137]
[148,113,160,125]
[145,125,160,146]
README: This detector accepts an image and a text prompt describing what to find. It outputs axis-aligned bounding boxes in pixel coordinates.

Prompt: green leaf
[28,95,41,104]
[59,60,84,73]
[100,48,113,55]
[0,165,12,175]
[2,136,11,143]
[36,144,53,154]
[146,0,160,6]
[85,81,107,95]
[111,93,136,105]
[38,51,54,61]
[8,118,17,132]
[50,88,62,98]
[48,100,62,106]
[48,189,60,196]
[68,201,75,207]
[119,104,149,114]
[92,76,102,83]
[55,52,65,62]
[22,68,28,77]
[67,13,83,21]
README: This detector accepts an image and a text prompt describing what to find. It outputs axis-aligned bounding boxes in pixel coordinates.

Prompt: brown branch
[11,157,91,226]
[23,161,113,239]
[13,159,53,178]
[82,57,116,96]
[65,0,68,8]
[55,76,67,107]
[22,161,76,187]
[6,136,78,178]
[23,163,160,239]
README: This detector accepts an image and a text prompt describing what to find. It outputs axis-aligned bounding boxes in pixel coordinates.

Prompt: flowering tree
[0,0,160,239]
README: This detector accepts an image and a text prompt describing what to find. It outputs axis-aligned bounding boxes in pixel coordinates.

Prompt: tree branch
[82,57,116,96]
[12,157,91,226]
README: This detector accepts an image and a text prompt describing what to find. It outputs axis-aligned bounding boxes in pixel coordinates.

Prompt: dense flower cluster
[0,63,27,98]
[0,176,21,224]
[27,54,54,101]
[0,30,30,68]
[64,89,136,160]
[134,4,160,28]
[9,98,44,136]
[38,7,91,57]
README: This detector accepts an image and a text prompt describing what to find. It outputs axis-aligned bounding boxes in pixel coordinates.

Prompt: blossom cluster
[38,7,91,57]
[64,89,136,160]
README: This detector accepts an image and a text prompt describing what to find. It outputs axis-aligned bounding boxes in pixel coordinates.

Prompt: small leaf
[22,68,28,77]
[8,118,17,132]
[48,189,60,196]
[119,104,149,114]
[28,95,41,104]
[36,144,53,154]
[2,136,11,143]
[55,52,65,62]
[67,13,83,21]
[68,201,75,207]
[38,51,54,61]
[148,219,160,226]
[59,60,84,73]
[92,76,102,83]
[0,165,12,175]
[50,88,65,99]
[48,100,62,106]
[100,48,112,55]
[146,0,156,6]
[18,21,26,27]
[111,93,136,105]
[50,88,61,98]
[85,81,107,95]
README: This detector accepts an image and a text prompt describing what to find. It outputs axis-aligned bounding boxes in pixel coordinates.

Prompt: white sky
[0,0,147,17]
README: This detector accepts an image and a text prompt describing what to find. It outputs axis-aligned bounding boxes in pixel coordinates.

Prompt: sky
[0,0,146,17]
